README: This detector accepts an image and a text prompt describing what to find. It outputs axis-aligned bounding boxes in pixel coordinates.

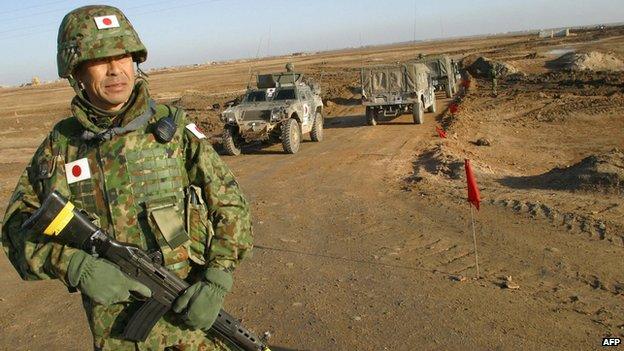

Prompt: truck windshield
[274,88,296,100]
[245,90,267,102]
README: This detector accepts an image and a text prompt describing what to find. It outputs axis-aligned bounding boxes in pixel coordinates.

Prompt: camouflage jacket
[1,80,252,350]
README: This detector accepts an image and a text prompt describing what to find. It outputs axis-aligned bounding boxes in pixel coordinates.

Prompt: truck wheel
[366,106,377,126]
[428,96,437,113]
[281,118,301,154]
[412,101,424,125]
[445,83,453,98]
[310,111,323,142]
[222,127,242,156]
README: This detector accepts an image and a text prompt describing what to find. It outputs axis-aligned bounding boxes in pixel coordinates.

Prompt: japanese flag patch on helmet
[94,15,120,29]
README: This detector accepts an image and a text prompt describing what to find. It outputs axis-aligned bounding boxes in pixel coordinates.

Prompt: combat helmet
[285,62,294,72]
[57,5,147,79]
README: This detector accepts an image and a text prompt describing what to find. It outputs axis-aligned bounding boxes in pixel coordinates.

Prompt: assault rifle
[22,191,270,351]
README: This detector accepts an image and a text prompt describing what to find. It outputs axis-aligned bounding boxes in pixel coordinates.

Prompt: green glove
[172,268,233,330]
[67,251,152,305]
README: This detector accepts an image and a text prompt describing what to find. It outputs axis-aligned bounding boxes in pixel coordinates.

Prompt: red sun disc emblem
[102,17,112,25]
[195,125,204,134]
[72,165,82,177]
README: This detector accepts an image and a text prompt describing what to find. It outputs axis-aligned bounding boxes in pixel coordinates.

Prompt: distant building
[538,28,570,38]
[553,28,570,37]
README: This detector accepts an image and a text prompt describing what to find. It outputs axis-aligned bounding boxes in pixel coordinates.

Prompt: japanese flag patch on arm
[185,123,206,140]
[64,158,91,184]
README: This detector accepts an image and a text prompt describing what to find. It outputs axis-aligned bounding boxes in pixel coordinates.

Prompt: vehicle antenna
[267,25,272,57]
[247,36,264,89]
[319,68,324,93]
[413,0,418,57]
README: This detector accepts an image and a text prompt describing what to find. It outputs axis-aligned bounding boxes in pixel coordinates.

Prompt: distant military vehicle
[220,70,323,155]
[361,62,436,126]
[413,54,460,98]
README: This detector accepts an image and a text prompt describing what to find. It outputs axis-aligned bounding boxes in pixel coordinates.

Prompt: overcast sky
[1,0,623,86]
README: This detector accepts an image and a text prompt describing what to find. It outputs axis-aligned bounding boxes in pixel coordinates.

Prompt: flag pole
[470,204,480,279]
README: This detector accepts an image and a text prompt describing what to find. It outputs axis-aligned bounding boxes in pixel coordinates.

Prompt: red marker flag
[461,78,471,89]
[435,126,447,138]
[449,102,459,115]
[464,159,480,210]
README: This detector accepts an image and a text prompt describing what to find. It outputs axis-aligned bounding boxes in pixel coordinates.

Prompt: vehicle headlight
[221,111,236,123]
[270,108,284,121]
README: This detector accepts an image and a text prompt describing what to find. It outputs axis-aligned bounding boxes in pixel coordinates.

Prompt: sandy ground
[0,26,623,350]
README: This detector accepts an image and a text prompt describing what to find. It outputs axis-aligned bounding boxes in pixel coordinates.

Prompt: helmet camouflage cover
[57,5,147,78]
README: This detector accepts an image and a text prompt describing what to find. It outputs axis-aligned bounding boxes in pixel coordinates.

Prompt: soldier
[1,5,252,351]
[285,62,295,72]
[490,65,499,97]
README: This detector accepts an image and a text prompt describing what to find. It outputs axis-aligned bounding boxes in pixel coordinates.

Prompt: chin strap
[68,75,83,96]
[80,99,156,142]
[137,63,149,79]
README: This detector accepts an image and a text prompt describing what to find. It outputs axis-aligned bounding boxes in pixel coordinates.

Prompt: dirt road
[222,99,622,350]
[1,27,623,350]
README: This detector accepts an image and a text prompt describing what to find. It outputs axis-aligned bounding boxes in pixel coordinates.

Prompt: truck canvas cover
[361,63,430,97]
[413,55,452,80]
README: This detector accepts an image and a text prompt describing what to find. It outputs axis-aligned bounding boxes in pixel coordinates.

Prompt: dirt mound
[553,149,624,193]
[171,92,239,138]
[503,149,624,194]
[466,56,519,78]
[550,51,624,71]
[410,145,465,182]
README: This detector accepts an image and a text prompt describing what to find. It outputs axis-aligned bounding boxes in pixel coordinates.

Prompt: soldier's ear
[71,64,85,86]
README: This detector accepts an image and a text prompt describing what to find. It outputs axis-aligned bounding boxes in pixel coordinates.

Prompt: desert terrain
[0,26,623,350]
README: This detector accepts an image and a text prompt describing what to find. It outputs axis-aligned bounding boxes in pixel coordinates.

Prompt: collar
[71,79,151,134]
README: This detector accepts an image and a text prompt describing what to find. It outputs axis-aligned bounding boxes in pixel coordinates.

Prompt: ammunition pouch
[146,197,191,277]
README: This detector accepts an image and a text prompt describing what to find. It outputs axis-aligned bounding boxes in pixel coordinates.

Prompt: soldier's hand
[172,268,233,330]
[67,251,152,305]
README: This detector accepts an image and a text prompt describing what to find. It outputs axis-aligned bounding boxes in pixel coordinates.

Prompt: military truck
[413,54,460,98]
[361,62,436,126]
[220,71,324,155]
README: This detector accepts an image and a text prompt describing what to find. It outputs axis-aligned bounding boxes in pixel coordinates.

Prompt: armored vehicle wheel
[445,83,453,98]
[428,97,437,113]
[222,127,242,156]
[365,106,377,126]
[281,118,301,154]
[413,101,424,125]
[310,111,323,142]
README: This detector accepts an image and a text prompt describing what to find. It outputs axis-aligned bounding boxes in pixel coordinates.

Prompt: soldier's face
[75,54,135,111]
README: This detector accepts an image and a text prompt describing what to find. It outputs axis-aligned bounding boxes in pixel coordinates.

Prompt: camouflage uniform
[1,5,252,351]
[490,66,498,96]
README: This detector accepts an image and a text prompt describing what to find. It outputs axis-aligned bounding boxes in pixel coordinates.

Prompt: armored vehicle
[361,62,436,126]
[220,71,324,155]
[413,54,460,98]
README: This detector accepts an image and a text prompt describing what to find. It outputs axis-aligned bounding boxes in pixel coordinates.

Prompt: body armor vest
[43,103,205,278]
